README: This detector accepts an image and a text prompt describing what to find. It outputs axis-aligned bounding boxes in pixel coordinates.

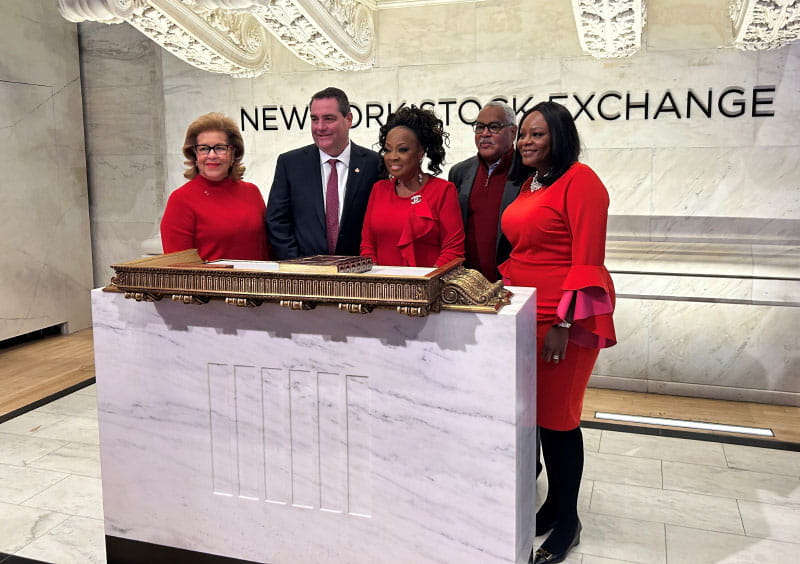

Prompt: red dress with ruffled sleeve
[360,177,465,267]
[500,162,616,430]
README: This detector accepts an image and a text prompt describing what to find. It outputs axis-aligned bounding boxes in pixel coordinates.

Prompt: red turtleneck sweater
[160,175,270,261]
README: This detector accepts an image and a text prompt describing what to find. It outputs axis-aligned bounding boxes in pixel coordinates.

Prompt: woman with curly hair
[360,106,464,267]
[160,112,270,261]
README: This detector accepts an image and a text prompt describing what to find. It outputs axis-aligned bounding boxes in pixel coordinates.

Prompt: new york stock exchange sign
[241,85,777,132]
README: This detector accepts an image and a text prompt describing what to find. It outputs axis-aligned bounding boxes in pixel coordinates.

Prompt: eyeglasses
[194,144,231,156]
[472,122,513,134]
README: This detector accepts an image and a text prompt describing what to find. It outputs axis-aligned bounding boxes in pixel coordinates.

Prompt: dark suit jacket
[448,155,522,268]
[267,142,381,259]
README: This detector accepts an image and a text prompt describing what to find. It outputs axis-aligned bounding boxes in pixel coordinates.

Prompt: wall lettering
[240,86,777,132]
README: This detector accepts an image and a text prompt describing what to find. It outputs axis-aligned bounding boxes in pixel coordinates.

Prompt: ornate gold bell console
[108,250,512,317]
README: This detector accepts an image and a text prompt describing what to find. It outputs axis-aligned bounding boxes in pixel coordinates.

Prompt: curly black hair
[377,106,449,178]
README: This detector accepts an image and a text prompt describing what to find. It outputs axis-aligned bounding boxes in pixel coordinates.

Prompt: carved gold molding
[58,0,375,76]
[108,250,511,316]
[439,267,512,313]
[729,0,800,50]
[571,0,646,59]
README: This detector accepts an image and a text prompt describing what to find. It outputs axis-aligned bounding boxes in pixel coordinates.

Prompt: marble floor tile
[0,464,68,504]
[574,513,667,564]
[533,550,582,564]
[583,427,602,452]
[0,501,70,553]
[665,524,800,564]
[579,479,593,513]
[0,411,70,436]
[31,415,99,445]
[739,499,800,543]
[584,451,663,489]
[535,472,593,515]
[72,384,97,397]
[589,481,744,534]
[15,515,106,564]
[599,430,727,467]
[583,556,644,564]
[36,393,99,420]
[21,475,103,520]
[723,443,800,477]
[662,460,800,507]
[0,412,99,445]
[0,432,66,466]
[26,442,101,478]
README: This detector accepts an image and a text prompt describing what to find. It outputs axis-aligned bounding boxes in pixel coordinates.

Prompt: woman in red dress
[160,112,270,261]
[360,106,464,267]
[500,102,616,564]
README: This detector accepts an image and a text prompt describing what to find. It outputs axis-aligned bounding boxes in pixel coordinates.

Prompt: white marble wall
[154,1,800,234]
[78,21,166,284]
[78,0,800,404]
[0,0,93,340]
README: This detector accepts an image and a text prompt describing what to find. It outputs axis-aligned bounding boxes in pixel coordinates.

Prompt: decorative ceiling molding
[57,0,800,76]
[247,1,375,70]
[729,0,800,50]
[368,0,486,8]
[58,0,376,77]
[571,0,647,59]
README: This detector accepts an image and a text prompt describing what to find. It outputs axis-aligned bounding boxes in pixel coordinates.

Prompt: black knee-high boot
[535,426,583,559]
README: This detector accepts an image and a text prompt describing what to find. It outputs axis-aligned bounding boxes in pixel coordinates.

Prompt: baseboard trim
[582,419,800,451]
[0,378,96,424]
[0,552,51,563]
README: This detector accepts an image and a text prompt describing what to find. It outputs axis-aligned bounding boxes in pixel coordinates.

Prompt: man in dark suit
[448,101,522,282]
[267,87,381,259]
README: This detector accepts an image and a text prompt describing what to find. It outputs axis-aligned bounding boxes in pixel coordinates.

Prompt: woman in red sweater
[360,106,464,267]
[160,112,270,261]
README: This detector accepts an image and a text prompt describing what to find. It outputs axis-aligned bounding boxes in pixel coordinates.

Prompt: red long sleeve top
[360,177,465,267]
[160,175,270,261]
[500,162,616,348]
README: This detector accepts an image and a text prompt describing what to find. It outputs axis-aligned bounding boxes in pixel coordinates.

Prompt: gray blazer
[448,155,522,265]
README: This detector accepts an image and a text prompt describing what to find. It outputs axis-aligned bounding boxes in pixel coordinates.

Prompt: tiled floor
[0,386,104,564]
[1,386,799,564]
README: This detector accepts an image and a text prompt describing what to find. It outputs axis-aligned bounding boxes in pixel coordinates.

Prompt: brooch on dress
[411,194,422,204]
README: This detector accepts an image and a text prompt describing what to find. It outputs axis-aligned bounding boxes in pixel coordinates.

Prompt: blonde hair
[182,112,246,180]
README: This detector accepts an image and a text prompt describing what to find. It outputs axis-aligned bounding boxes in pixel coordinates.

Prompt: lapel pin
[355,168,360,173]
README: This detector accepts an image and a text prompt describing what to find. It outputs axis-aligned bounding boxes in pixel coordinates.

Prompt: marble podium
[91,287,537,564]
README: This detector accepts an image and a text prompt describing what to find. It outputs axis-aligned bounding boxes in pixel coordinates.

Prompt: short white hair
[481,101,516,125]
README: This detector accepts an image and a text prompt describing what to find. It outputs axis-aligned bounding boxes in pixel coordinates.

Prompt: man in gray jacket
[448,101,522,282]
